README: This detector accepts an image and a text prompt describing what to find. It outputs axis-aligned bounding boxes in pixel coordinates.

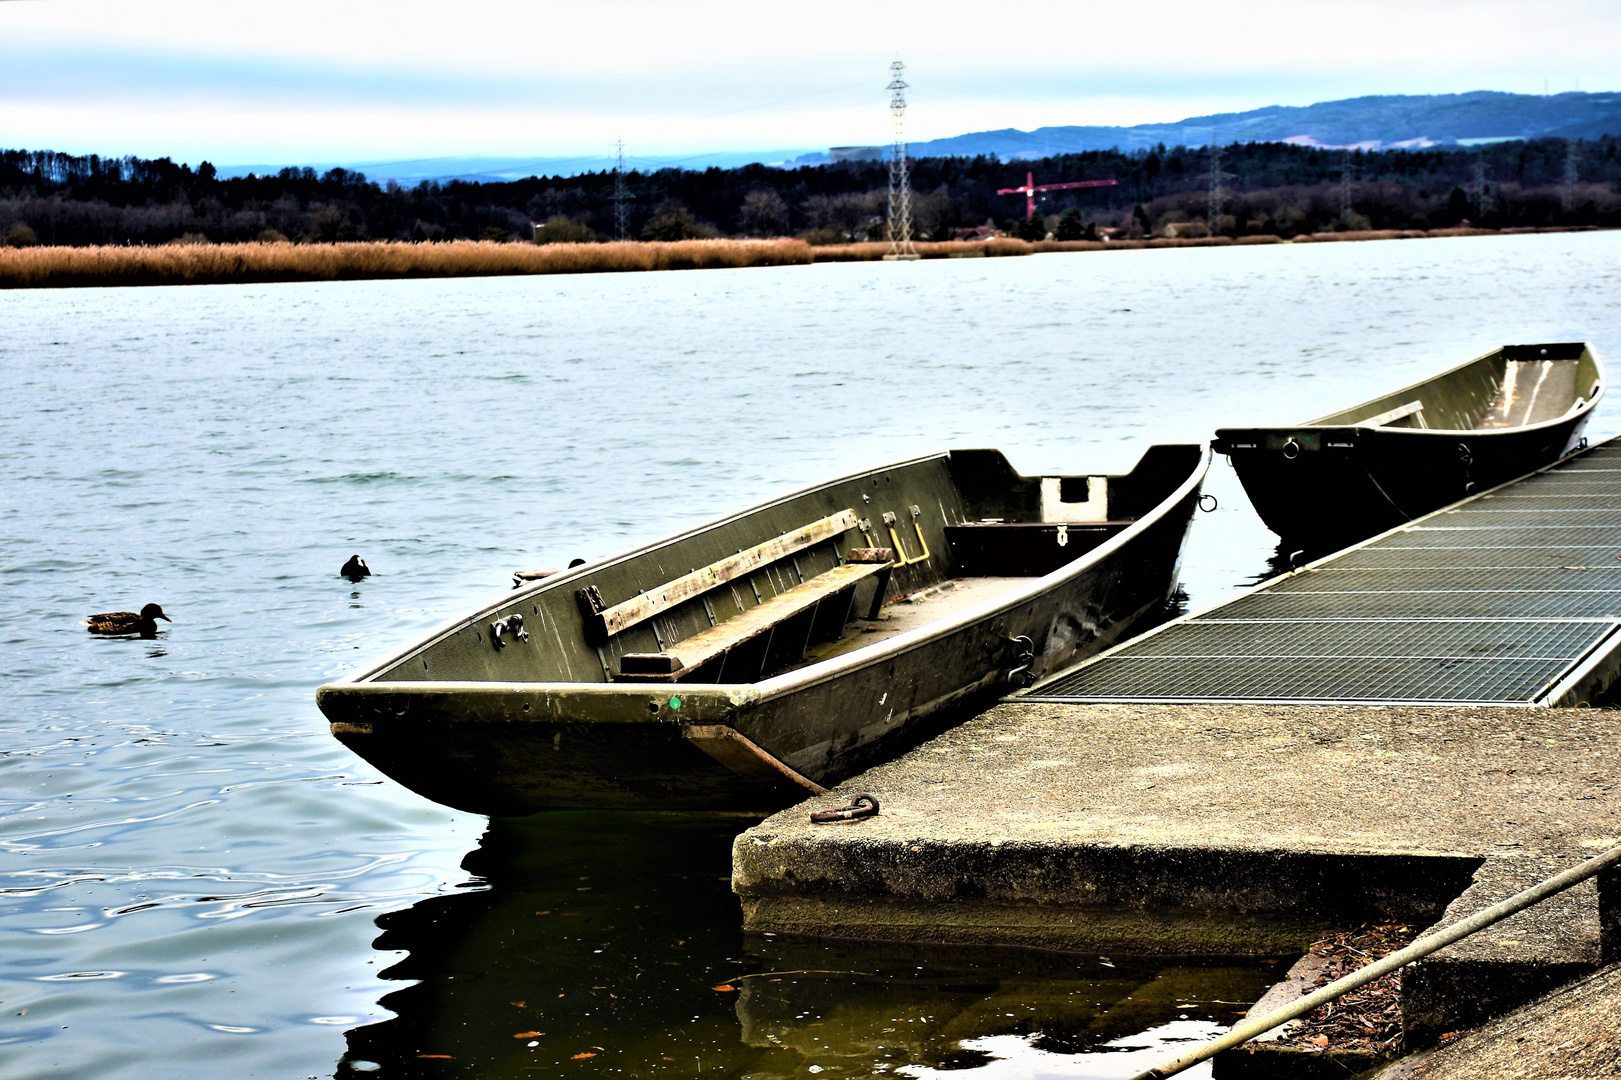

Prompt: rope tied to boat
[810,793,880,823]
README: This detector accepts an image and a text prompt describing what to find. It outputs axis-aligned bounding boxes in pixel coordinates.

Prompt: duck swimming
[85,603,172,637]
[340,555,372,582]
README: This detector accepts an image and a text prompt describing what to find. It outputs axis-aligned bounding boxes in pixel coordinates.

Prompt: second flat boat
[318,445,1210,813]
[1213,342,1603,549]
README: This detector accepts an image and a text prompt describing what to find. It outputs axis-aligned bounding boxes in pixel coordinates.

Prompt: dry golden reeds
[1,225,1605,289]
[0,238,815,289]
[804,238,1037,261]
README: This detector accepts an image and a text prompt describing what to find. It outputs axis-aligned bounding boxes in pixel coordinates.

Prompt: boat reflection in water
[338,814,1280,1078]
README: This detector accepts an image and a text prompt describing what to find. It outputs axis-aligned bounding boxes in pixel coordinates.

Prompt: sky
[3,0,1619,166]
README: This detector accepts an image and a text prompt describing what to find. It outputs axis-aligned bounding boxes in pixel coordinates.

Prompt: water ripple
[0,235,1617,1079]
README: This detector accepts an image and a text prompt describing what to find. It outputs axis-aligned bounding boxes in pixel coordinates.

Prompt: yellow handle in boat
[886,526,910,566]
[910,520,931,563]
[886,521,931,567]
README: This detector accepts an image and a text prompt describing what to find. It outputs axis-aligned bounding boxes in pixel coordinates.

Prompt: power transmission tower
[1339,148,1355,226]
[883,60,919,261]
[1206,137,1232,233]
[613,140,631,241]
[1563,140,1581,213]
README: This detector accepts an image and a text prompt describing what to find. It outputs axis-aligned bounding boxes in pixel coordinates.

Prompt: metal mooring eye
[1457,442,1474,467]
[1006,635,1036,687]
[489,613,530,650]
[810,793,880,824]
[1281,438,1301,460]
[1198,494,1218,513]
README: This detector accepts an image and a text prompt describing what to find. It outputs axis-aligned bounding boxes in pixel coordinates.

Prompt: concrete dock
[1377,960,1621,1079]
[733,702,1620,1039]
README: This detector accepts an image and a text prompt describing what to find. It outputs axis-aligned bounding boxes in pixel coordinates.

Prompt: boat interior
[1307,342,1602,432]
[368,445,1203,688]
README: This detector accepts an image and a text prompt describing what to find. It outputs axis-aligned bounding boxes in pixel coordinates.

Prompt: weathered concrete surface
[1374,962,1621,1079]
[733,703,1620,1035]
[1404,856,1603,1043]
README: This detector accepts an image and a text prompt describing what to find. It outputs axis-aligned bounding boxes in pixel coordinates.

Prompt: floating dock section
[1023,438,1621,707]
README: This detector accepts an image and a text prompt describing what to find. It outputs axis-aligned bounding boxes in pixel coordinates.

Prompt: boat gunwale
[1016,432,1619,701]
[318,444,1212,701]
[1212,343,1605,440]
[316,680,759,717]
[321,449,953,689]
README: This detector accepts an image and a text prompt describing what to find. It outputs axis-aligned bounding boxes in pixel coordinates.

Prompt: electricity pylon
[1206,137,1233,233]
[613,140,631,241]
[883,60,919,261]
[1563,140,1581,212]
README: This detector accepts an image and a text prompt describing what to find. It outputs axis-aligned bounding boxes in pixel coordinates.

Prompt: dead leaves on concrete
[1272,922,1416,1057]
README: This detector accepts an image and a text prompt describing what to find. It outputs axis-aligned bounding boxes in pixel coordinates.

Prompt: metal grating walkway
[1023,440,1621,706]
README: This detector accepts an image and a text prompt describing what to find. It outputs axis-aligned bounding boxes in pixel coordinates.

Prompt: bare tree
[739,189,788,237]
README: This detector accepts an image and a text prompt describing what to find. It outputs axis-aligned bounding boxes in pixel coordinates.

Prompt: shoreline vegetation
[6,140,1619,253]
[0,225,1606,289]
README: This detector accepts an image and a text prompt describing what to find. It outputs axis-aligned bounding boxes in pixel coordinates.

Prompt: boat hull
[1214,342,1602,551]
[1218,416,1591,550]
[320,448,1210,814]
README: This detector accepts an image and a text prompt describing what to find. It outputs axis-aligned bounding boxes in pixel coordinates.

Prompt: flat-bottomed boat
[318,445,1210,813]
[1213,342,1602,549]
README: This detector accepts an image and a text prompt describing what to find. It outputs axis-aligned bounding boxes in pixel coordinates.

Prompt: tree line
[3,136,1619,249]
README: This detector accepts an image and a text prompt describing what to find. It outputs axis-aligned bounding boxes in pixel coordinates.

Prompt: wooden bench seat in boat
[617,555,893,681]
[572,509,894,682]
[1356,400,1425,428]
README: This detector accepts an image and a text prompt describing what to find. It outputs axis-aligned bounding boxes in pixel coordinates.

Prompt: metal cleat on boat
[489,613,529,649]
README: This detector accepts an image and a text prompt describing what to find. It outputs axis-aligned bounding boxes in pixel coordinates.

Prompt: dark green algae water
[343,813,1277,1078]
[3,232,1618,1078]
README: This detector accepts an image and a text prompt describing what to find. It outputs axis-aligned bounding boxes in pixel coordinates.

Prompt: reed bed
[808,238,1037,261]
[0,238,815,289]
[817,235,1282,259]
[1289,225,1597,243]
[1,225,1605,288]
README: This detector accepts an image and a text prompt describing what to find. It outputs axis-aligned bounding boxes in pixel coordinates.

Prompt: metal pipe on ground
[1129,843,1621,1080]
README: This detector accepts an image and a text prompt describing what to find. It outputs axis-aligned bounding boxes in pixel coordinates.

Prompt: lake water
[3,232,1619,1079]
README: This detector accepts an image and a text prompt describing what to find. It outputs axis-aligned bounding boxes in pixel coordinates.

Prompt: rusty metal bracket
[810,793,880,823]
[682,725,827,794]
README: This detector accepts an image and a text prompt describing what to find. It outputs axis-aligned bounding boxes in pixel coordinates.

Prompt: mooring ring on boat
[1281,438,1301,460]
[1005,635,1037,687]
[1198,494,1218,513]
[810,793,880,823]
[1457,442,1474,466]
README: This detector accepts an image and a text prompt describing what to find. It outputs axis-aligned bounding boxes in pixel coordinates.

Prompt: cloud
[2,0,1617,161]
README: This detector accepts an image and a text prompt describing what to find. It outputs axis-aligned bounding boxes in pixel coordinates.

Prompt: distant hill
[207,91,1621,182]
[216,149,822,184]
[900,91,1621,161]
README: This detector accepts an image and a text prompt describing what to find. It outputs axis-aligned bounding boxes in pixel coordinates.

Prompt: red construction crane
[998,172,1120,218]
